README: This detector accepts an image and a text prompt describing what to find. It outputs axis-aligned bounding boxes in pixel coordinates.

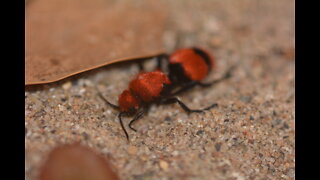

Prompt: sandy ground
[25,0,294,179]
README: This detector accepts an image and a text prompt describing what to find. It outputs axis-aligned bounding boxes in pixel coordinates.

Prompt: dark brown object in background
[39,143,119,180]
[26,0,167,85]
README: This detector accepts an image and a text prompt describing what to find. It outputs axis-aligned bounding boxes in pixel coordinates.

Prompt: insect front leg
[128,109,145,132]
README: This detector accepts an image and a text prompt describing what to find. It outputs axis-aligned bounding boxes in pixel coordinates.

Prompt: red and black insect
[98,47,235,141]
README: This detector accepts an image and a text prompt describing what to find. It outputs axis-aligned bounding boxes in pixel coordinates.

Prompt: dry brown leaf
[39,143,119,180]
[26,0,167,85]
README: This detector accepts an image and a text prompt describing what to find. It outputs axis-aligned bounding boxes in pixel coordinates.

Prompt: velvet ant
[98,47,235,141]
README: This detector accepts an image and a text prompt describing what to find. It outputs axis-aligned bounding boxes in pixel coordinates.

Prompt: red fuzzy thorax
[129,71,171,102]
[118,90,140,112]
[169,48,215,81]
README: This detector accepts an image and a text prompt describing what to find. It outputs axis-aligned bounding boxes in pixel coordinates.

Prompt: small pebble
[60,97,67,102]
[215,143,222,152]
[172,151,179,156]
[62,81,72,90]
[82,132,90,140]
[128,145,138,155]
[196,130,204,135]
[79,88,86,94]
[258,153,263,158]
[159,160,169,171]
[282,122,290,129]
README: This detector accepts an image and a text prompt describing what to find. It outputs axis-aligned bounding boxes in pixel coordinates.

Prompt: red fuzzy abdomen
[129,71,171,102]
[170,48,214,81]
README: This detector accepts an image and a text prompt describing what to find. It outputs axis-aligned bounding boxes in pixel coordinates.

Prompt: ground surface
[25,0,294,179]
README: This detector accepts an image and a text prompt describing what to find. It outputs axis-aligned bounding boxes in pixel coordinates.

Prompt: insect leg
[134,53,168,72]
[170,81,198,96]
[118,112,129,141]
[197,64,236,87]
[170,65,236,95]
[161,97,217,113]
[156,53,169,70]
[128,109,145,132]
[96,87,119,110]
[137,61,145,72]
